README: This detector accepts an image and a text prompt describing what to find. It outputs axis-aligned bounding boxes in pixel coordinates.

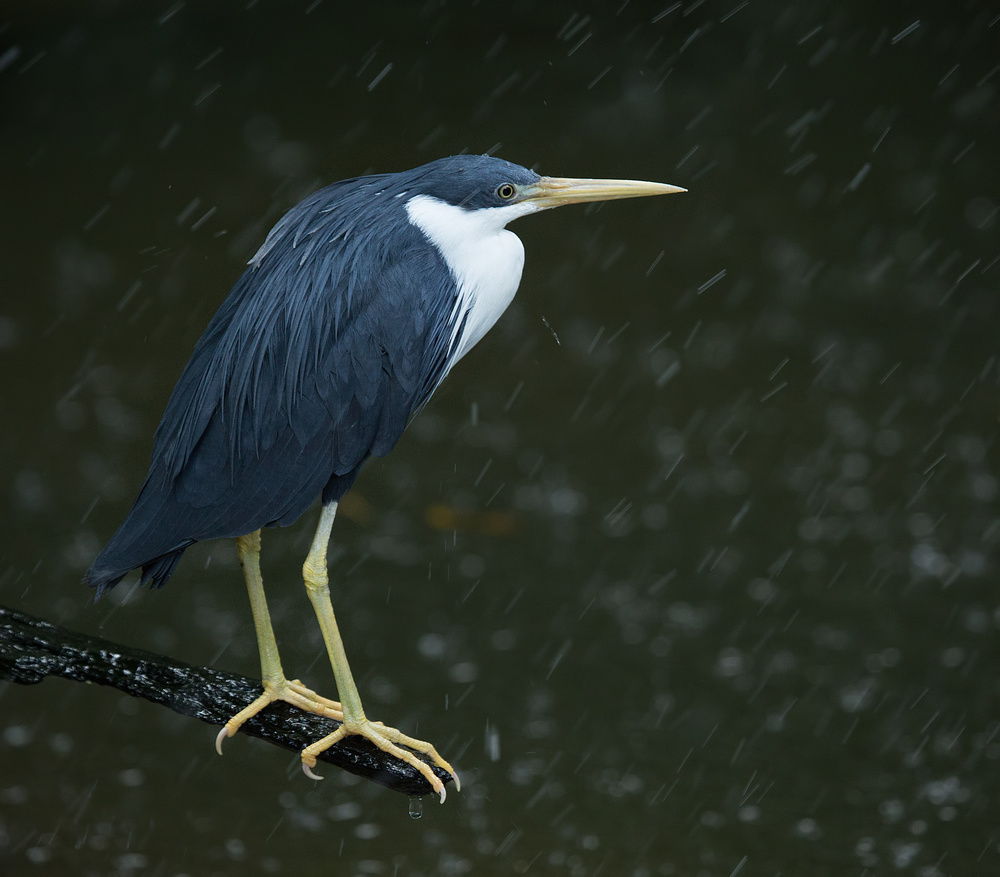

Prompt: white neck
[405,195,539,366]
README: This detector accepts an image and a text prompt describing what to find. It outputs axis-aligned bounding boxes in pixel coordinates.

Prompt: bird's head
[404,154,685,225]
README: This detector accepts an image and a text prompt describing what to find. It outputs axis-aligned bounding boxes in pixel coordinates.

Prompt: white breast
[405,195,539,367]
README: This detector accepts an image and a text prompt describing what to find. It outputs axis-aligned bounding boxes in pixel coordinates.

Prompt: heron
[85,154,685,802]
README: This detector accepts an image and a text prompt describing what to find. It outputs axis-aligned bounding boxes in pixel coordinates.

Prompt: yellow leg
[215,529,344,754]
[299,501,460,802]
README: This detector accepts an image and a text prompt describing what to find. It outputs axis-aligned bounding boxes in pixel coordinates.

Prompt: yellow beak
[519,175,686,209]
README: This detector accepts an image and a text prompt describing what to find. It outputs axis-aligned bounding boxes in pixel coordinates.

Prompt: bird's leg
[299,501,460,802]
[215,529,344,755]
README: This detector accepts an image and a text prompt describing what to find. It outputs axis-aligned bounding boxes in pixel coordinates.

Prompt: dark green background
[2,2,998,874]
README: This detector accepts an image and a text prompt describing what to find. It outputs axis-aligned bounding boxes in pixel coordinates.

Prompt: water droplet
[408,797,423,819]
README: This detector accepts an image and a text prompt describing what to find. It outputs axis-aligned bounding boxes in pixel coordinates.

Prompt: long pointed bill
[519,176,686,210]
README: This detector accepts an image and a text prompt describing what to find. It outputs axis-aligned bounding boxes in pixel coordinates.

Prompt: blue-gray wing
[86,199,460,593]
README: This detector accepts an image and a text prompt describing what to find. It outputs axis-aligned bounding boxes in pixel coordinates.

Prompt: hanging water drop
[408,796,423,819]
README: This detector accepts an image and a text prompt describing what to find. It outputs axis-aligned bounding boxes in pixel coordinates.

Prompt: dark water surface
[2,3,998,875]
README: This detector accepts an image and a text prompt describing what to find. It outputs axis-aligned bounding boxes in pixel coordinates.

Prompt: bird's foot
[215,678,344,754]
[300,717,460,803]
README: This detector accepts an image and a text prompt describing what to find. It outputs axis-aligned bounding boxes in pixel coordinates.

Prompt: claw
[215,679,456,800]
[302,760,324,781]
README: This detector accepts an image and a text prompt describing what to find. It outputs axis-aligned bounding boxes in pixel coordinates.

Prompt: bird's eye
[497,183,515,200]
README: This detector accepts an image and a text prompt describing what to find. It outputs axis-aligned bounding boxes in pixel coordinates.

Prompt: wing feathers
[87,193,461,590]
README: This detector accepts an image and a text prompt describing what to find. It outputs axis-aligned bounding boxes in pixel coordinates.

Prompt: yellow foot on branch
[215,678,344,754]
[300,717,460,803]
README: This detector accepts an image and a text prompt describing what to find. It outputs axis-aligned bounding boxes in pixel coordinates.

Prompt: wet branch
[0,605,451,798]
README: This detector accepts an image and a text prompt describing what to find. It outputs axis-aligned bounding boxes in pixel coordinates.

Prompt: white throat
[405,195,539,366]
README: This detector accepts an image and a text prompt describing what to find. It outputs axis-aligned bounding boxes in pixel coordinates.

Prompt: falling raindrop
[408,797,423,820]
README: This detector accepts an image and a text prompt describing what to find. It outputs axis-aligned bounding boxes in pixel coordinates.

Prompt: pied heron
[86,154,685,801]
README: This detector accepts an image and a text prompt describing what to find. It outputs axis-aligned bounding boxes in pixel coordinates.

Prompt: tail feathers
[139,551,184,590]
[85,544,189,598]
[83,565,128,599]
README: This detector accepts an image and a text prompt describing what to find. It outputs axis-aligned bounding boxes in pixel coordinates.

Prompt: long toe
[217,678,345,754]
[284,679,345,720]
[300,718,458,802]
[369,724,461,794]
[216,689,280,753]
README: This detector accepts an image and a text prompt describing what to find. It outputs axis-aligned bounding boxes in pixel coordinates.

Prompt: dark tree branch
[0,605,451,798]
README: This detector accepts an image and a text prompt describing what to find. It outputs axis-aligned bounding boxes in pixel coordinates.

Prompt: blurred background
[1,1,998,875]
